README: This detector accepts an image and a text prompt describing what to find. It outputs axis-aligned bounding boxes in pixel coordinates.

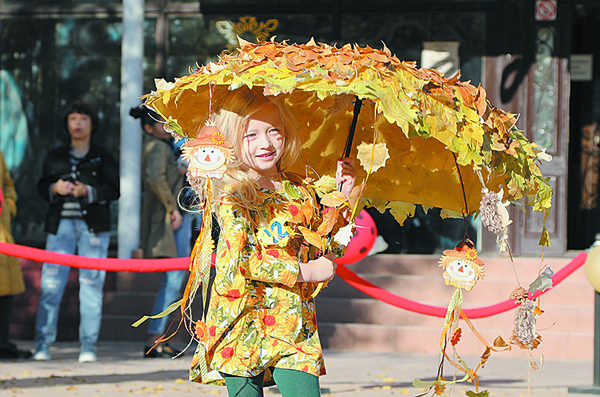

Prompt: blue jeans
[34,219,110,352]
[147,213,192,336]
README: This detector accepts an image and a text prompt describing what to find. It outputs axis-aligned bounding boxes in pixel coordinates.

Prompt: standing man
[33,100,119,363]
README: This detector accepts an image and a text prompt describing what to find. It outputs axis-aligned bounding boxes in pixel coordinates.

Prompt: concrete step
[12,253,595,360]
[315,253,594,360]
[318,322,593,360]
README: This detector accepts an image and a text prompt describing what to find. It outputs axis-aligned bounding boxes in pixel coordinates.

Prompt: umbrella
[143,37,552,239]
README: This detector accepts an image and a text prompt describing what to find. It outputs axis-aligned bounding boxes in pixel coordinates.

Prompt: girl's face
[68,112,92,142]
[241,106,284,177]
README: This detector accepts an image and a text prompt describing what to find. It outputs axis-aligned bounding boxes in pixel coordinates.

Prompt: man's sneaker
[33,346,50,361]
[78,351,97,363]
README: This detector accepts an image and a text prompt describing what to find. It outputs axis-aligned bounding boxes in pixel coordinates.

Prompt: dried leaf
[466,390,490,397]
[450,328,462,346]
[356,142,390,174]
[493,335,509,348]
[320,191,348,208]
[302,198,314,224]
[317,208,340,236]
[348,181,367,211]
[479,347,491,368]
[528,267,554,295]
[313,175,336,197]
[282,180,302,200]
[298,226,324,250]
[333,223,355,247]
[434,382,446,395]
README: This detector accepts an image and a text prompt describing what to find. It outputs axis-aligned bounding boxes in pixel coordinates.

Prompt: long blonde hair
[190,87,302,214]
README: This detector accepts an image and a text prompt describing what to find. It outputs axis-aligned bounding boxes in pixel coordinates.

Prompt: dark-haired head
[63,100,99,135]
[130,106,162,130]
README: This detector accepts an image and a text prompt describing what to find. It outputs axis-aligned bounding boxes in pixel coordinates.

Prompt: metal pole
[569,238,600,394]
[595,291,600,387]
[118,0,144,258]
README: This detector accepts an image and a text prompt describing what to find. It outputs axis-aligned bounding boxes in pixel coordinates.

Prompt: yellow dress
[190,176,346,386]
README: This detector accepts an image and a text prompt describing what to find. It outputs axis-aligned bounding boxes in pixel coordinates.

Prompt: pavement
[0,341,598,397]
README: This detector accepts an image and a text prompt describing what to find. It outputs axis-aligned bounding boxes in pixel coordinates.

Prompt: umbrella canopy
[143,37,552,229]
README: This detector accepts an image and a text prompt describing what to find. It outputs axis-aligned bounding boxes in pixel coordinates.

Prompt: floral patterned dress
[189,175,347,386]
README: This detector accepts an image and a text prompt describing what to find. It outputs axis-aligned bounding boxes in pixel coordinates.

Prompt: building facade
[1,0,599,257]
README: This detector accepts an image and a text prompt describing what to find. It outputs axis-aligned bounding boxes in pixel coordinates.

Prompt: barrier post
[569,238,600,394]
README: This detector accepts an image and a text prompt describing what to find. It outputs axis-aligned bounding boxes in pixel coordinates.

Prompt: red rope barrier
[0,242,588,318]
[0,242,190,272]
[336,251,588,318]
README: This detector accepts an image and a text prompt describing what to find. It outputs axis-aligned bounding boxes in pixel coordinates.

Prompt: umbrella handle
[338,96,363,192]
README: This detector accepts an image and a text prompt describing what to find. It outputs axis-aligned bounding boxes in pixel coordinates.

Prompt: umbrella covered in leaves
[144,37,552,244]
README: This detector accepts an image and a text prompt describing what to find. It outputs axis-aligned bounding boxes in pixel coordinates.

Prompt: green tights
[221,368,321,397]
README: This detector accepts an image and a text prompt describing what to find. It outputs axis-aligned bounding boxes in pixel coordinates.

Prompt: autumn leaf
[314,175,337,197]
[348,181,367,211]
[282,180,302,200]
[451,328,462,346]
[386,201,416,226]
[320,191,348,208]
[479,347,491,368]
[466,390,490,397]
[356,142,390,174]
[434,381,446,395]
[528,267,554,295]
[298,226,324,250]
[155,78,175,92]
[333,223,354,247]
[302,198,314,224]
[493,336,509,348]
[317,208,340,236]
[538,227,552,247]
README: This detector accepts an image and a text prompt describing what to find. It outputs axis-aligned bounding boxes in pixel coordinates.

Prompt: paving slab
[0,341,596,396]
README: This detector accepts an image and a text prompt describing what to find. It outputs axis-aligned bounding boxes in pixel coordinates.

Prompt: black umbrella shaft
[342,97,364,159]
[338,96,363,192]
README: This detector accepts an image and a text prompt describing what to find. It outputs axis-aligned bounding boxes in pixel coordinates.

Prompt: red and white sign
[536,0,557,21]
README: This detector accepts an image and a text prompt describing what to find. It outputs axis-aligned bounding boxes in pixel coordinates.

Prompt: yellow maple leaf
[356,142,390,174]
[386,202,416,226]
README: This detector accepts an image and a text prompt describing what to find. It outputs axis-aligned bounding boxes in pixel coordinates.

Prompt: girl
[183,87,356,397]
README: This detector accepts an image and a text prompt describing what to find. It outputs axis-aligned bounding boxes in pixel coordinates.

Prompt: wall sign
[570,54,593,82]
[536,0,557,21]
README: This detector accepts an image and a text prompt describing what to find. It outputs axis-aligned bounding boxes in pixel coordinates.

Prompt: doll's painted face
[446,258,476,283]
[439,251,484,291]
[241,105,284,177]
[181,125,234,180]
[193,146,226,171]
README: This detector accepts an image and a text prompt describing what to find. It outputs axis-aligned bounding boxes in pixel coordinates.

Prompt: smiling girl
[181,87,356,397]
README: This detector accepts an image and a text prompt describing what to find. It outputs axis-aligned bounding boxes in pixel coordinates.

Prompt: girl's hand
[298,253,337,283]
[336,158,357,199]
